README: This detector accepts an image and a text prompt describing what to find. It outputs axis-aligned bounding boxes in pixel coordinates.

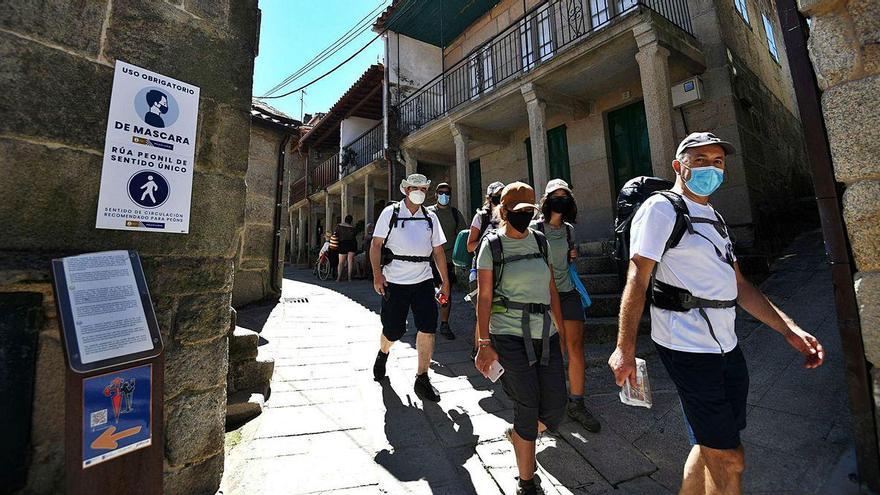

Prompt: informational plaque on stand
[52,250,165,494]
[52,250,163,373]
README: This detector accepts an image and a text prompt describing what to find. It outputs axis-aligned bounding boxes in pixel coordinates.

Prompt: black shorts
[656,343,749,450]
[558,290,585,322]
[431,261,457,286]
[380,279,438,341]
[492,334,566,441]
[338,239,357,254]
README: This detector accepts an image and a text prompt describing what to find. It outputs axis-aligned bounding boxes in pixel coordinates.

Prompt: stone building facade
[233,102,301,308]
[0,1,259,493]
[797,0,880,475]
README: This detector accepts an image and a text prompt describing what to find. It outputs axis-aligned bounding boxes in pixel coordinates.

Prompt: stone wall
[0,1,258,493]
[232,120,292,308]
[798,0,880,459]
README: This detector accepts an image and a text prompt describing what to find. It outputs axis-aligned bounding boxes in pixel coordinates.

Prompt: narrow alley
[221,231,856,494]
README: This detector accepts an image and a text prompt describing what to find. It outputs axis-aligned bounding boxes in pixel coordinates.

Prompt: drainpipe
[775,0,880,489]
[270,133,293,296]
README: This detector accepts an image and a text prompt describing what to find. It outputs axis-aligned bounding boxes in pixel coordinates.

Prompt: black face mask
[548,196,572,214]
[506,210,533,233]
[490,195,501,206]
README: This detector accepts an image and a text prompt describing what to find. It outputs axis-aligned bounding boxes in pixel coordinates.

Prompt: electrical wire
[262,0,390,96]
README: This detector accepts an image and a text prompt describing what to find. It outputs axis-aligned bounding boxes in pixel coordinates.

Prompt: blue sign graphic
[133,86,180,128]
[127,171,169,209]
[82,364,152,468]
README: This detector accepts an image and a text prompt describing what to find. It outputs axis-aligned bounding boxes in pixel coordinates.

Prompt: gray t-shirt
[531,220,574,293]
[476,230,557,338]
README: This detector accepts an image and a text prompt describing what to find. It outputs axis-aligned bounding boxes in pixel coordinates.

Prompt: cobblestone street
[221,231,857,494]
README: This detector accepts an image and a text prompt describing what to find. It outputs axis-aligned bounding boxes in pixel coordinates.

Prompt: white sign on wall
[95,61,200,233]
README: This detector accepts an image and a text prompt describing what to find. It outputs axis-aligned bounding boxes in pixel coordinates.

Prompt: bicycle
[315,252,332,281]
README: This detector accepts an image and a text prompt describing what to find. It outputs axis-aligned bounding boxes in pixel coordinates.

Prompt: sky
[252,0,389,122]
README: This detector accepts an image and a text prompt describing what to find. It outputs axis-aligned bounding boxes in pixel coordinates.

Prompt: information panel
[53,250,163,373]
[95,60,200,233]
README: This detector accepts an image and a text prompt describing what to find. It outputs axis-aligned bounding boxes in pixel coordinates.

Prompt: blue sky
[252,0,389,121]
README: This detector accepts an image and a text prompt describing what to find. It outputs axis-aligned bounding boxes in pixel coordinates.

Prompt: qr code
[91,409,108,428]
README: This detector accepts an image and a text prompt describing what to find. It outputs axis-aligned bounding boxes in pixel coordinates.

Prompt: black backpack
[380,202,434,266]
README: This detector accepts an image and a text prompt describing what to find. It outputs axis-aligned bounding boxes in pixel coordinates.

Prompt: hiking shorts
[558,290,585,322]
[381,279,438,341]
[656,343,749,450]
[492,333,566,442]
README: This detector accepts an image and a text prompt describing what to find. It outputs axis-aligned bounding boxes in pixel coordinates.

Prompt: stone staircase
[226,309,275,429]
[574,240,649,343]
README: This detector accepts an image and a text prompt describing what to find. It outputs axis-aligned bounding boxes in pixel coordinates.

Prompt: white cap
[486,181,505,196]
[399,173,431,195]
[544,178,572,196]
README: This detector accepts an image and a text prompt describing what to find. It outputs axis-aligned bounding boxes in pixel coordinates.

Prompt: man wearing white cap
[370,173,449,402]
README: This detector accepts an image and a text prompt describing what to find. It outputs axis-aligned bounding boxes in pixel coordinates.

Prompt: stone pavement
[220,230,858,494]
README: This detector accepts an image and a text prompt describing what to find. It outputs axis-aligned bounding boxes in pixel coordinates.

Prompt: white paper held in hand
[619,357,653,408]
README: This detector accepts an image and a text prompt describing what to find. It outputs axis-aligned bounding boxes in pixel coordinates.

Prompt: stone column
[340,182,354,220]
[297,207,306,262]
[450,125,471,215]
[402,149,418,176]
[324,194,333,234]
[521,84,550,193]
[364,174,375,225]
[634,26,676,180]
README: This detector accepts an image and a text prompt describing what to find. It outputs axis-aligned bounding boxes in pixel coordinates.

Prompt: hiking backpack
[532,219,575,261]
[483,228,550,291]
[380,202,434,266]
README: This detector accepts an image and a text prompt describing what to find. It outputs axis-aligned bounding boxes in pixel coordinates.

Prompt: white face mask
[408,190,426,205]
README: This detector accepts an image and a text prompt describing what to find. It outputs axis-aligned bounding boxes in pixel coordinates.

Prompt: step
[583,316,650,344]
[584,293,621,318]
[226,390,265,430]
[574,255,616,275]
[580,273,621,294]
[230,327,259,363]
[575,240,609,257]
[229,351,275,395]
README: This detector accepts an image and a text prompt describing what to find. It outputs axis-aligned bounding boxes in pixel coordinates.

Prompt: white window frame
[735,0,750,25]
[762,14,780,62]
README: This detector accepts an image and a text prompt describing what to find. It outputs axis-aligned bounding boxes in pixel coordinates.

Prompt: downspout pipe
[270,133,293,296]
[775,0,880,489]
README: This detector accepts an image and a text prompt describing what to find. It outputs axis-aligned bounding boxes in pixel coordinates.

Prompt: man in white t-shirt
[608,132,825,494]
[370,173,449,402]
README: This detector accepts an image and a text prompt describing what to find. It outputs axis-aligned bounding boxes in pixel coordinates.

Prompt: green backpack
[451,229,472,268]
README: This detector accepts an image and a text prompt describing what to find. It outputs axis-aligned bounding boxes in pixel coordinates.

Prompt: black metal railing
[341,122,383,176]
[396,0,693,135]
[291,176,307,204]
[311,153,339,192]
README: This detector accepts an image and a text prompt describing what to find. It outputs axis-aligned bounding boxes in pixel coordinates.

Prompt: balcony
[310,153,339,193]
[291,176,307,204]
[395,0,693,135]
[341,122,383,177]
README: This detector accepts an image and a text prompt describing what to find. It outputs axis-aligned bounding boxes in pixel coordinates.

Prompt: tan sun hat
[500,182,537,212]
[399,173,431,195]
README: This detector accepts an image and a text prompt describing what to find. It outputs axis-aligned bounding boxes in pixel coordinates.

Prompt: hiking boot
[438,321,455,340]
[567,400,601,433]
[413,373,440,402]
[516,474,543,495]
[373,351,389,381]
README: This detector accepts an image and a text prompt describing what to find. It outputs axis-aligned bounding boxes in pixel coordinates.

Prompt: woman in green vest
[533,179,601,433]
[474,182,566,495]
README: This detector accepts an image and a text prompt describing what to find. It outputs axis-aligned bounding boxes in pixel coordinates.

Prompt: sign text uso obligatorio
[121,65,196,95]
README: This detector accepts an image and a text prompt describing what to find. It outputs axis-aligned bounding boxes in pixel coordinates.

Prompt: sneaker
[373,351,389,381]
[567,400,601,433]
[438,322,455,340]
[516,474,543,495]
[413,373,440,402]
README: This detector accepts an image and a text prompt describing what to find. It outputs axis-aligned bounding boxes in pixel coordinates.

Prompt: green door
[608,101,652,193]
[469,159,482,214]
[525,124,572,187]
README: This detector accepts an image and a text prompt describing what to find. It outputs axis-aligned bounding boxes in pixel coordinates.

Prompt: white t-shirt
[373,203,446,285]
[470,209,499,231]
[319,241,330,256]
[630,194,738,353]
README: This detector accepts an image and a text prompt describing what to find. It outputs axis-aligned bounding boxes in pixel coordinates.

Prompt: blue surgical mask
[683,165,724,197]
[438,193,450,206]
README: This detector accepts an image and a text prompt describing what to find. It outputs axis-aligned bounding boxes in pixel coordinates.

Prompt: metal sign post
[52,250,165,495]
